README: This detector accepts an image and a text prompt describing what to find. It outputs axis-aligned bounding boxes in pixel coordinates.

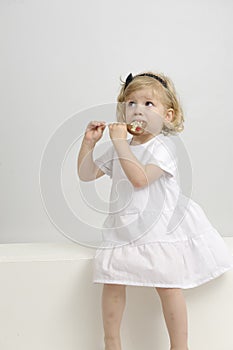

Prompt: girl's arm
[77,121,107,181]
[77,140,105,181]
[113,139,164,188]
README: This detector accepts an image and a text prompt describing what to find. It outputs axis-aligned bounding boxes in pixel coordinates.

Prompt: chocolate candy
[127,120,147,135]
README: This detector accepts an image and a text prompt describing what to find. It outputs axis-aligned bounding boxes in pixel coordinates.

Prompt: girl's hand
[109,122,128,142]
[84,121,107,146]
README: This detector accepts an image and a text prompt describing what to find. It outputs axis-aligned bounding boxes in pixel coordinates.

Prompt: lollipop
[127,120,147,135]
[106,120,147,136]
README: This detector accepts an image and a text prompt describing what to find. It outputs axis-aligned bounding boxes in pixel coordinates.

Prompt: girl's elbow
[77,170,93,182]
[132,177,147,189]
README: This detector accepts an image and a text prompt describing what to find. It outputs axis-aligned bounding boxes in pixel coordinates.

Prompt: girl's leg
[102,283,126,350]
[156,287,189,350]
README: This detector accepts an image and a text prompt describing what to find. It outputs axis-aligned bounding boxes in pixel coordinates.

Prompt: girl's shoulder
[155,133,177,150]
[149,134,177,165]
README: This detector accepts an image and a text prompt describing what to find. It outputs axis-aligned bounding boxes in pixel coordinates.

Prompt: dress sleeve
[93,143,114,179]
[147,137,177,178]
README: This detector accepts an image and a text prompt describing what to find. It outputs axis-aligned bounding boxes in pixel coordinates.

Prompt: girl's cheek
[125,109,132,117]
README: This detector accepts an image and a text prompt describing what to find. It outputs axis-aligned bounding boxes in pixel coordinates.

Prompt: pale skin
[102,284,189,350]
[77,88,189,350]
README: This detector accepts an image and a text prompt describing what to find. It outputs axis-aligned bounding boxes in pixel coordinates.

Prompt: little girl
[78,72,233,350]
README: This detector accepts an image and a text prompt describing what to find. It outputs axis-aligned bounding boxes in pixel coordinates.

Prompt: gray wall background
[1,0,232,244]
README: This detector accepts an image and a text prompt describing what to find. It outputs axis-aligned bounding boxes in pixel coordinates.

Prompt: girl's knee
[103,283,126,299]
[104,283,126,292]
[156,287,182,297]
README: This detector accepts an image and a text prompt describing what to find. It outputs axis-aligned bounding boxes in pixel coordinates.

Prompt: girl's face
[124,87,170,136]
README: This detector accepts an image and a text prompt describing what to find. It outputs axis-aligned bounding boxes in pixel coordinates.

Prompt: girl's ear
[165,108,174,122]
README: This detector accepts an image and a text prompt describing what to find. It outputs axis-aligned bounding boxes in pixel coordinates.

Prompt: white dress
[92,133,233,289]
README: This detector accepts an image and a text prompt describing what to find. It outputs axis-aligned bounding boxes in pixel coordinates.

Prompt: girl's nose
[134,104,143,115]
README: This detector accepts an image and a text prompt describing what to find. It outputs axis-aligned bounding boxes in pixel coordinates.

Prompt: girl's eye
[128,101,135,107]
[145,101,154,107]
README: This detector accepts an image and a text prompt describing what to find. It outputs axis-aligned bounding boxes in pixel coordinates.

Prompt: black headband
[124,72,168,91]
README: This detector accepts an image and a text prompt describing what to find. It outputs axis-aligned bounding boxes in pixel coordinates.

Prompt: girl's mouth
[127,120,147,135]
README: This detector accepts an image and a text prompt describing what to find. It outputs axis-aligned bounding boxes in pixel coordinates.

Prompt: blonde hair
[116,71,185,136]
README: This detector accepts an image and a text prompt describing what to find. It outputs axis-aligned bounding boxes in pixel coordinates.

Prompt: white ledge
[0,239,233,350]
[0,243,96,262]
